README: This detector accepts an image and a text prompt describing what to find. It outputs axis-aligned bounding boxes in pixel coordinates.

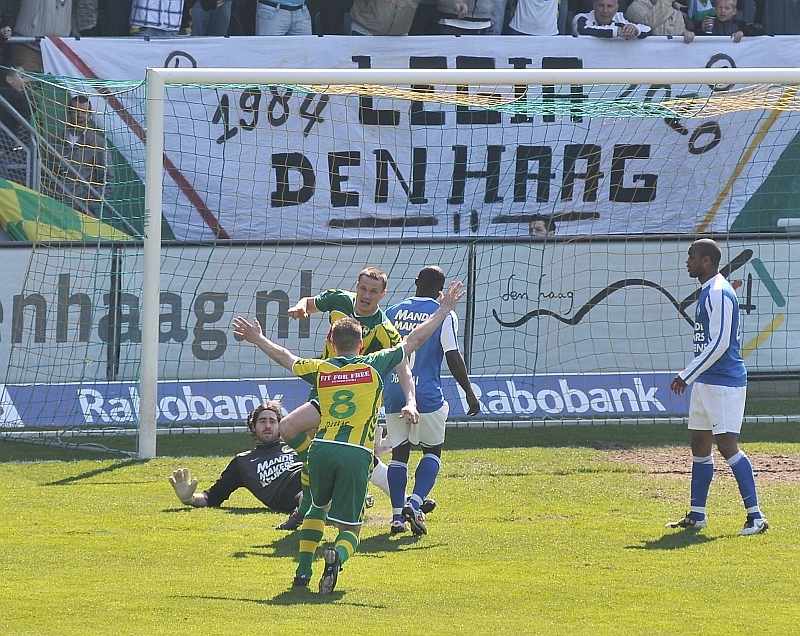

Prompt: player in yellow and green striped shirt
[232,280,465,594]
[275,267,418,530]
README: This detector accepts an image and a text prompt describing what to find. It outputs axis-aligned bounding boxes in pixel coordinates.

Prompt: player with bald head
[383,266,481,535]
[666,239,768,536]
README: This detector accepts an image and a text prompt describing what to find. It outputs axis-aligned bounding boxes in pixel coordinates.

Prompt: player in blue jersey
[384,266,481,535]
[666,239,768,536]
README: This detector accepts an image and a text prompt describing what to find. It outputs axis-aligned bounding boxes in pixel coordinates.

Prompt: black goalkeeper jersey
[203,441,302,513]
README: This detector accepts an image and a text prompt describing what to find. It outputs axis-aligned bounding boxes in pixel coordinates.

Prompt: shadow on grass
[174,589,369,606]
[44,458,143,486]
[230,530,424,561]
[161,506,278,517]
[626,532,717,550]
[234,533,300,558]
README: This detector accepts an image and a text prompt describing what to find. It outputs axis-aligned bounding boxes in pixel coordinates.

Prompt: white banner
[39,36,800,242]
[1,238,796,382]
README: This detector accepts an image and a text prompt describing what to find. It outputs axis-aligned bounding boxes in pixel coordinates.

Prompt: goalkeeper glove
[169,467,199,505]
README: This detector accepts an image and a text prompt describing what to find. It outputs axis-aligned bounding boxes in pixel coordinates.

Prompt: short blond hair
[358,267,388,291]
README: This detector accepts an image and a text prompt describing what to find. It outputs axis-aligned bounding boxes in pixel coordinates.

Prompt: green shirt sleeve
[364,345,405,380]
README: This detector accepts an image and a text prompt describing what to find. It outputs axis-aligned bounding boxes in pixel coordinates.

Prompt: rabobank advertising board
[0,372,683,428]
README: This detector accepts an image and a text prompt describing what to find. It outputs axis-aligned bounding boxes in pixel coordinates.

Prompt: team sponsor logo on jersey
[258,455,295,486]
[319,368,373,387]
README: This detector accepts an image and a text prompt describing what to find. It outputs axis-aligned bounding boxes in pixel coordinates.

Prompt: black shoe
[276,508,303,531]
[319,547,341,595]
[390,520,407,535]
[665,513,707,530]
[402,504,427,535]
[292,573,311,587]
[420,498,436,515]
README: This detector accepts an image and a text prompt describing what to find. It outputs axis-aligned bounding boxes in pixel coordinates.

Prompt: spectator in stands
[12,0,72,72]
[626,0,694,41]
[349,0,420,34]
[254,0,312,34]
[490,0,510,33]
[529,215,556,237]
[104,0,134,35]
[762,0,799,34]
[506,0,559,35]
[56,95,114,217]
[681,0,714,32]
[573,0,651,37]
[696,0,762,39]
[0,0,20,65]
[302,0,349,34]
[0,66,29,131]
[437,0,496,34]
[188,0,233,35]
[0,65,30,185]
[410,0,441,33]
[74,0,99,34]
[130,0,185,36]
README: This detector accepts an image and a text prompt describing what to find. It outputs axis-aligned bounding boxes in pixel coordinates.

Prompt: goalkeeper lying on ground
[168,401,302,529]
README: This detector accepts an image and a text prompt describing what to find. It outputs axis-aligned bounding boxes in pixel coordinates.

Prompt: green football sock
[296,512,326,577]
[334,530,359,566]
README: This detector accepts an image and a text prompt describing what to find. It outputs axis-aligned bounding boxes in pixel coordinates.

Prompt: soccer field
[2,423,798,636]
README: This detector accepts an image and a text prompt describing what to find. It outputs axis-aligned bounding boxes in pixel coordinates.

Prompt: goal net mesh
[1,70,797,455]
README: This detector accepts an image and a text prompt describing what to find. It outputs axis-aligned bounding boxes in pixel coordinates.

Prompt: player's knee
[421,443,443,458]
[391,441,412,464]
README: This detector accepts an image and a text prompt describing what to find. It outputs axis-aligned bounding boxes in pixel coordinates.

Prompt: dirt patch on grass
[598,443,800,484]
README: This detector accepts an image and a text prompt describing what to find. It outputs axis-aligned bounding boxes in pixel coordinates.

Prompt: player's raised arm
[232,316,299,371]
[402,281,466,356]
[287,296,319,320]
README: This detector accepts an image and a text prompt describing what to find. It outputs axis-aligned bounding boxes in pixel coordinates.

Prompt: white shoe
[738,517,768,536]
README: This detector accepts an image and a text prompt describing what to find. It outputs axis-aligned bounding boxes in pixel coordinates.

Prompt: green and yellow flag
[0,177,131,242]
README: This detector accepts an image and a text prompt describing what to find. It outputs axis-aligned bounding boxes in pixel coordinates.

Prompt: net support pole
[139,68,165,459]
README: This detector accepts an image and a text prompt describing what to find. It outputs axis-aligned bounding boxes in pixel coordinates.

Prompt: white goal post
[140,66,800,459]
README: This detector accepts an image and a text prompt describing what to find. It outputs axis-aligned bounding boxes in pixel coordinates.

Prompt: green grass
[1,424,798,635]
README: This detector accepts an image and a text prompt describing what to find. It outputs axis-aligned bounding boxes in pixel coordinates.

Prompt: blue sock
[387,460,408,523]
[411,453,441,508]
[689,455,714,520]
[727,451,762,519]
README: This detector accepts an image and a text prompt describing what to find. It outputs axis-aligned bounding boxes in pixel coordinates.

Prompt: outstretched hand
[232,316,264,344]
[287,304,309,319]
[169,468,198,505]
[438,281,466,312]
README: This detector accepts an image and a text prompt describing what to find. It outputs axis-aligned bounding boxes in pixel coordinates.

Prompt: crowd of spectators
[0,0,790,53]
